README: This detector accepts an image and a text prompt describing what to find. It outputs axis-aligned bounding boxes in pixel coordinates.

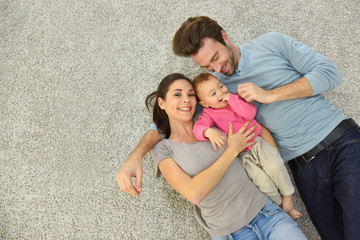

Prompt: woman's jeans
[210,199,307,240]
[289,126,360,240]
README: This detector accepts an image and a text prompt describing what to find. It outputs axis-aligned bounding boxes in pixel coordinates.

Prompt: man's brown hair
[173,16,225,57]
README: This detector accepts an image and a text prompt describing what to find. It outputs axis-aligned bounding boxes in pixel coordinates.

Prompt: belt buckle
[301,155,315,163]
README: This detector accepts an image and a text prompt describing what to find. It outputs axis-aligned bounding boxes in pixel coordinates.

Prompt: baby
[192,73,302,219]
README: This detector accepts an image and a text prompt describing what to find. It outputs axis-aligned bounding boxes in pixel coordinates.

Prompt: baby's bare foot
[288,208,303,220]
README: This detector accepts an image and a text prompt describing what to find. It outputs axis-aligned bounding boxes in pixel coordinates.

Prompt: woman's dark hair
[145,73,192,138]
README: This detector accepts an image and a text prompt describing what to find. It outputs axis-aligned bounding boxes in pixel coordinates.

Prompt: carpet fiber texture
[1,0,359,239]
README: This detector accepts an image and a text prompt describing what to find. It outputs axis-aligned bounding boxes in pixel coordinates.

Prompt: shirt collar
[236,48,243,73]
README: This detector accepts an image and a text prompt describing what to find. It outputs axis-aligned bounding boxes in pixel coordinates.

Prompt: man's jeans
[210,199,306,240]
[290,126,360,240]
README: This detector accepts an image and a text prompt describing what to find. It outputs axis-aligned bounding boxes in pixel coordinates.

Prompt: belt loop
[295,158,302,170]
[349,118,359,128]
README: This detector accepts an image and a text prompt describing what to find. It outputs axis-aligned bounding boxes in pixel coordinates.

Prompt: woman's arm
[159,122,256,205]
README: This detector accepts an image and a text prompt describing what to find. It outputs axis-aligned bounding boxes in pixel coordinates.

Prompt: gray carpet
[1,0,359,239]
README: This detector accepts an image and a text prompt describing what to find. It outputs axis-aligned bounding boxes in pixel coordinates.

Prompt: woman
[148,73,307,240]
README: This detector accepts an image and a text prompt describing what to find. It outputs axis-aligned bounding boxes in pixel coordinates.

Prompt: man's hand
[237,82,274,104]
[237,77,313,103]
[115,129,161,197]
[204,128,227,150]
[116,153,143,197]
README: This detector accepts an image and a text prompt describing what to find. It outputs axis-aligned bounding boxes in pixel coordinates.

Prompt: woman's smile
[178,106,192,112]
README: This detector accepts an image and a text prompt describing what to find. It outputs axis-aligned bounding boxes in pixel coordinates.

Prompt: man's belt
[289,118,358,169]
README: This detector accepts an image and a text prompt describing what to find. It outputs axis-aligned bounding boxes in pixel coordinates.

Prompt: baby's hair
[192,72,215,101]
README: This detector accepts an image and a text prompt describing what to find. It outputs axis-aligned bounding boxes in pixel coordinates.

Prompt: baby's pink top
[193,94,261,151]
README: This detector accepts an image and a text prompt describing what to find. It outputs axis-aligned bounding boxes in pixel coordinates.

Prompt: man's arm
[237,77,312,104]
[238,33,341,104]
[116,129,161,197]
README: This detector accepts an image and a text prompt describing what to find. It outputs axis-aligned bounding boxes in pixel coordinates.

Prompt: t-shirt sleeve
[152,140,172,178]
[147,123,166,140]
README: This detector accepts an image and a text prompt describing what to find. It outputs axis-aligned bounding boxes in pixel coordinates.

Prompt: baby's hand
[222,93,232,102]
[204,128,227,150]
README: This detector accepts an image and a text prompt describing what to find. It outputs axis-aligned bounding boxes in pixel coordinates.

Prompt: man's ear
[158,97,165,110]
[199,100,209,108]
[221,30,230,45]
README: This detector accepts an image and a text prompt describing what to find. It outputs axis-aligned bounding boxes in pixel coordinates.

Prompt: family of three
[117,16,360,240]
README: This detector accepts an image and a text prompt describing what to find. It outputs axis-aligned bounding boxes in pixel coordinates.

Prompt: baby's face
[197,76,230,109]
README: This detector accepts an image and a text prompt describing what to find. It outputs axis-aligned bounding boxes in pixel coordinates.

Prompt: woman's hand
[226,121,256,155]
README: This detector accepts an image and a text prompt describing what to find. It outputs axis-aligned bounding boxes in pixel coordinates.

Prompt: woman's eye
[211,92,216,97]
[220,84,223,88]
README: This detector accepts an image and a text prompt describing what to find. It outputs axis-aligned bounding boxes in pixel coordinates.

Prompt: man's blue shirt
[213,32,345,161]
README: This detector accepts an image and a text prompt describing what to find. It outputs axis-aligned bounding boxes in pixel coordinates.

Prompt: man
[117,16,360,240]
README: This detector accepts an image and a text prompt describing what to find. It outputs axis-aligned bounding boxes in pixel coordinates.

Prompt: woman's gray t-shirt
[152,139,268,238]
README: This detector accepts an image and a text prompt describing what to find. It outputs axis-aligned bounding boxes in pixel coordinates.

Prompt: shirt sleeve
[152,141,172,178]
[148,123,159,131]
[268,32,342,95]
[147,123,165,140]
[193,111,215,141]
[228,94,257,120]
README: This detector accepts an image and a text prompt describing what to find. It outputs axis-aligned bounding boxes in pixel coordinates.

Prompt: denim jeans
[210,199,307,240]
[289,126,360,240]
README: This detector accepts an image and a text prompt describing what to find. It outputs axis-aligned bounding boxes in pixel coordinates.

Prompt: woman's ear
[158,97,165,110]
